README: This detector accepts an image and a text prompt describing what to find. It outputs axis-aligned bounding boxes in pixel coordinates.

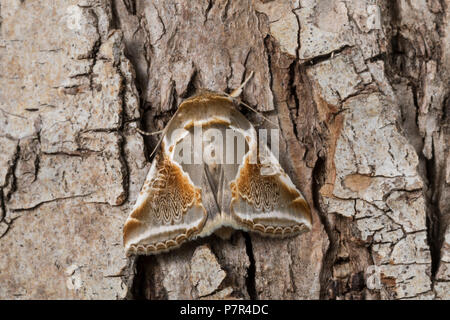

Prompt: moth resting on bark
[123,75,312,255]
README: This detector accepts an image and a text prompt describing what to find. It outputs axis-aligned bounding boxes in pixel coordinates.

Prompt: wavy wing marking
[123,90,313,256]
[123,155,206,255]
[230,151,312,235]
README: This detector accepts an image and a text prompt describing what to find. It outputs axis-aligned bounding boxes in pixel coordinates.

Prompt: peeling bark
[0,0,448,300]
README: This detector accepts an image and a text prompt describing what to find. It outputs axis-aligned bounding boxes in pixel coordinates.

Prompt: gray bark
[0,0,449,300]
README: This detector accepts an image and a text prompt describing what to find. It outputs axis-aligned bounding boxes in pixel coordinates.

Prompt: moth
[123,74,312,255]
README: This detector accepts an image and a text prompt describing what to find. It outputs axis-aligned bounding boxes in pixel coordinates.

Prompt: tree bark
[0,0,448,300]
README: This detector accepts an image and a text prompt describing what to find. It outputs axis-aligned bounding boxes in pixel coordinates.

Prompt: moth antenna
[227,71,278,127]
[136,128,164,136]
[230,71,254,98]
[148,130,166,159]
[135,128,166,158]
[236,100,279,127]
[140,104,188,160]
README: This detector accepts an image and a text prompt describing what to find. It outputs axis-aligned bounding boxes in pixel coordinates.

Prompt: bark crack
[244,233,257,300]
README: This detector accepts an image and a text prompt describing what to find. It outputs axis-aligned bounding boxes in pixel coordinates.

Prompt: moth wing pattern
[123,91,312,255]
[229,144,312,236]
[123,153,207,255]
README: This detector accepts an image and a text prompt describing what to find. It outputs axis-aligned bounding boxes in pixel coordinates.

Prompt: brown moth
[123,77,312,255]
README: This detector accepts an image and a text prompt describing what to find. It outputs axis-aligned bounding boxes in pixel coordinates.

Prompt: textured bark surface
[0,0,448,300]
